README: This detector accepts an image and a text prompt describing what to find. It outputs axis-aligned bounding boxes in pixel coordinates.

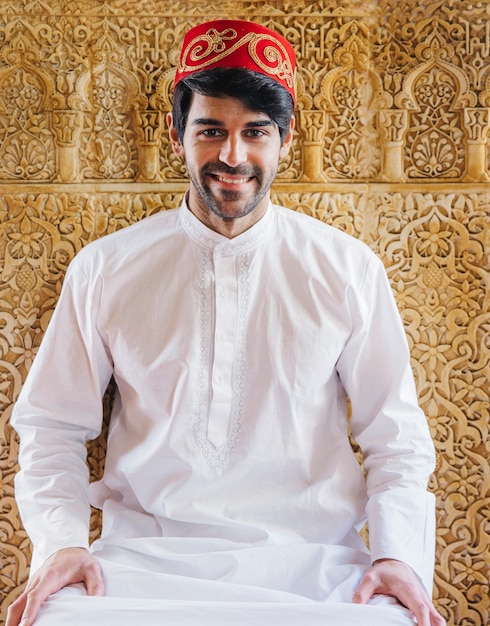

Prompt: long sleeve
[11,255,114,573]
[336,253,436,592]
[10,203,438,603]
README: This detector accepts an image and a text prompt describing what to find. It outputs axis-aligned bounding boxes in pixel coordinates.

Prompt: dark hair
[172,68,294,143]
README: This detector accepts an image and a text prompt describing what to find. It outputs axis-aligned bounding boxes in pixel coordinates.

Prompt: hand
[352,558,445,626]
[6,547,104,626]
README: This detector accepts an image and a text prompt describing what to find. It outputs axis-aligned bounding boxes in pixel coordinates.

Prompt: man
[8,19,445,626]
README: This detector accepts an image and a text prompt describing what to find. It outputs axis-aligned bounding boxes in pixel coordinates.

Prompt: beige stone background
[0,0,489,624]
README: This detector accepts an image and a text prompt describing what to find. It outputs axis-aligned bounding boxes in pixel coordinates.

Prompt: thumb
[82,559,105,597]
[352,570,377,605]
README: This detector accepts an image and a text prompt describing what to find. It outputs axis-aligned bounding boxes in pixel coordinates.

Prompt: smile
[215,175,252,184]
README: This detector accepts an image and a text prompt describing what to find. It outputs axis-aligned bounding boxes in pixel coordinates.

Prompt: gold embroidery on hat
[249,34,294,89]
[187,27,238,62]
[178,27,295,90]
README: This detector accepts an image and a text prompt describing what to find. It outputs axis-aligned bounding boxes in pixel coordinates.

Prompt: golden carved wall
[0,1,489,625]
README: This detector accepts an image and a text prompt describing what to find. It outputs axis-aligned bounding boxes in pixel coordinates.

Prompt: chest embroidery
[194,249,251,467]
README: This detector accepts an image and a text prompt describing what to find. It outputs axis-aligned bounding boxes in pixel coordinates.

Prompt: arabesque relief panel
[0,2,488,625]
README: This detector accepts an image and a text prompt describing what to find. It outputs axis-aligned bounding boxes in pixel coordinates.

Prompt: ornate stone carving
[318,20,390,181]
[462,107,490,182]
[0,31,59,181]
[0,3,489,626]
[378,108,408,182]
[395,27,474,180]
[134,110,165,181]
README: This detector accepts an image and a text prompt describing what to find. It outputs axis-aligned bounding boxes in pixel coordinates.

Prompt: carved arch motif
[0,30,58,181]
[77,60,140,180]
[395,26,476,180]
[76,24,142,180]
[317,21,391,181]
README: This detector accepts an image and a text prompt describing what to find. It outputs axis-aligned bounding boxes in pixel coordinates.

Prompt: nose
[218,134,247,167]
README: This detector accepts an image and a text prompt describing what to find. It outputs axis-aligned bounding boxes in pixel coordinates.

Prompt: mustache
[201,163,261,178]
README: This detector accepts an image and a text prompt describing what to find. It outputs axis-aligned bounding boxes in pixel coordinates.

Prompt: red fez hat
[174,19,297,104]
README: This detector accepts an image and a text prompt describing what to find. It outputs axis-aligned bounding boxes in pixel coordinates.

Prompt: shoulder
[272,203,380,267]
[71,208,180,273]
[81,208,179,252]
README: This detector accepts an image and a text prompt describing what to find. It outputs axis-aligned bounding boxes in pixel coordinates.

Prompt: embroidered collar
[179,197,275,257]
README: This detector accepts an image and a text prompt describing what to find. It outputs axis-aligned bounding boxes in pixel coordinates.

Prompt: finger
[407,600,430,626]
[382,583,444,626]
[83,559,105,596]
[17,590,45,626]
[351,570,378,604]
[16,569,93,626]
[430,606,447,626]
[411,600,446,626]
[14,555,95,626]
[6,593,27,626]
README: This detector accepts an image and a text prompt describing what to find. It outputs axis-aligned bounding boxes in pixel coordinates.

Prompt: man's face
[168,93,293,235]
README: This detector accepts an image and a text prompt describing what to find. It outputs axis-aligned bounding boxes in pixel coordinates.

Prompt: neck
[186,192,269,239]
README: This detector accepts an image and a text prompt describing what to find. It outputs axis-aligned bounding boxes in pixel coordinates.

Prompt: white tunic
[12,201,436,624]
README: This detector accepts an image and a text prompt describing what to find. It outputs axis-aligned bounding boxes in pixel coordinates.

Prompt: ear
[279,114,295,159]
[167,112,184,157]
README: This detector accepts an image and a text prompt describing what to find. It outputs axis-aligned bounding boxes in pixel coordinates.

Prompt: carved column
[134,109,164,181]
[463,107,490,182]
[378,109,408,182]
[299,110,326,182]
[52,110,84,182]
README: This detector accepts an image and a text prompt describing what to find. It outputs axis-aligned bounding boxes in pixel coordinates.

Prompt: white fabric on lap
[36,593,416,626]
[33,554,416,626]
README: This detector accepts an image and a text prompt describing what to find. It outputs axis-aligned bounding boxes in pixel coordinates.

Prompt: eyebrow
[191,118,275,128]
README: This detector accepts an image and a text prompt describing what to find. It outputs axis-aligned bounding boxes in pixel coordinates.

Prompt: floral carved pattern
[0,2,489,626]
[403,55,467,179]
[0,57,56,181]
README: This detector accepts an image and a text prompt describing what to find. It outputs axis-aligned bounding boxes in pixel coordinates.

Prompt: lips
[214,174,252,184]
[202,163,260,187]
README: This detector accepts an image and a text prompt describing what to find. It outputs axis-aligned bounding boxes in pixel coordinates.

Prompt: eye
[201,128,224,138]
[244,129,266,138]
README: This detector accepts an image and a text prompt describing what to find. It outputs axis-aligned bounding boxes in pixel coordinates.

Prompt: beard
[189,162,276,221]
